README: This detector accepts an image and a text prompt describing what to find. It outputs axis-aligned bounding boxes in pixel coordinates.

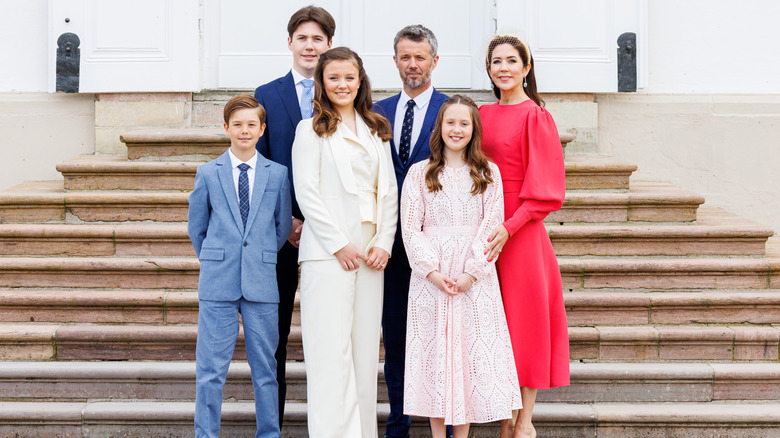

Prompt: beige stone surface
[0,290,165,324]
[564,292,649,325]
[98,92,192,102]
[598,93,780,233]
[546,100,599,153]
[192,101,224,127]
[0,93,95,192]
[0,323,56,360]
[95,127,130,155]
[95,101,189,128]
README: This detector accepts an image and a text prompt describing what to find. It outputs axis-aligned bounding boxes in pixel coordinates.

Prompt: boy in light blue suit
[188,94,292,438]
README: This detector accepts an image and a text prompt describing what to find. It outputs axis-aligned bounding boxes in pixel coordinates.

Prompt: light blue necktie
[238,163,250,228]
[300,79,314,119]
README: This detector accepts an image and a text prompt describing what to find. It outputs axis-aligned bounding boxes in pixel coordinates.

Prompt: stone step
[567,325,780,362]
[121,128,575,161]
[0,223,193,256]
[1,288,778,331]
[0,181,187,223]
[0,208,769,257]
[0,321,777,362]
[563,154,637,190]
[0,181,703,224]
[121,128,227,161]
[565,290,780,326]
[558,256,780,290]
[0,257,198,289]
[553,182,705,223]
[56,153,631,192]
[57,155,199,191]
[0,361,776,403]
[550,208,774,256]
[0,400,776,437]
[0,253,777,291]
[0,290,195,324]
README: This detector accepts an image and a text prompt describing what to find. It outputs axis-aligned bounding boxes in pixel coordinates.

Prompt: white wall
[1,0,48,92]
[644,0,780,93]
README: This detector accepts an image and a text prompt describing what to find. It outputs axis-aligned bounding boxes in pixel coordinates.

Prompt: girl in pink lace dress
[400,95,522,438]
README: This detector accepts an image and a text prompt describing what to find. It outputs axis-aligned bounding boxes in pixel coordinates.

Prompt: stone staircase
[0,128,779,437]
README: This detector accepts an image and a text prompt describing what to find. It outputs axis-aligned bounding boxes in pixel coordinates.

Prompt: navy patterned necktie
[238,163,250,228]
[300,79,314,119]
[398,99,415,166]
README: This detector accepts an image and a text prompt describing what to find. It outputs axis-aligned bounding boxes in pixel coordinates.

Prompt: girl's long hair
[485,34,544,107]
[425,95,493,195]
[311,47,392,140]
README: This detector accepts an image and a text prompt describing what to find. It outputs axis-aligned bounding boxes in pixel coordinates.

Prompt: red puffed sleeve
[503,106,565,236]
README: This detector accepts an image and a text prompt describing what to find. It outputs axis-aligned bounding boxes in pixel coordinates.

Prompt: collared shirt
[291,68,314,103]
[393,85,435,155]
[228,149,258,206]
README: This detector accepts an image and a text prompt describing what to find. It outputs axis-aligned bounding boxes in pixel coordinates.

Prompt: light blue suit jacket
[188,150,292,303]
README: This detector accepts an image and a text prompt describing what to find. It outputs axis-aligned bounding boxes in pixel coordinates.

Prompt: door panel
[49,0,199,92]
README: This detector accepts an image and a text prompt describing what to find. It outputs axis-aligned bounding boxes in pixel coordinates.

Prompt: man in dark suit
[373,24,449,438]
[253,5,335,429]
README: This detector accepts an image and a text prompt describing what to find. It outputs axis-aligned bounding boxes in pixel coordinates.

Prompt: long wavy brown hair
[425,95,493,195]
[311,47,392,140]
[485,34,544,107]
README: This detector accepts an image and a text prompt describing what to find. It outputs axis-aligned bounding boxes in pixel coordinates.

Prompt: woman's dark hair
[311,47,392,140]
[485,34,544,106]
[426,94,493,195]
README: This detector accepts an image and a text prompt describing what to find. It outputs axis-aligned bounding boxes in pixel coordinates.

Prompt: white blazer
[292,114,398,263]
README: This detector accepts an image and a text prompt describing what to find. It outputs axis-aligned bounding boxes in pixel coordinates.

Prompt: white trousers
[300,223,384,438]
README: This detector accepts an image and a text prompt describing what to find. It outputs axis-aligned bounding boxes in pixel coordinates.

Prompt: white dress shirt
[291,68,314,103]
[228,149,258,206]
[392,85,435,155]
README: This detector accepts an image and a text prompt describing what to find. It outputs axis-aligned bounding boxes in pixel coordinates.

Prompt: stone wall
[598,93,780,231]
[0,93,95,191]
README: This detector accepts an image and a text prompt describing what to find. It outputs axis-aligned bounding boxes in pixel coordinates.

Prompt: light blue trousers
[195,298,280,438]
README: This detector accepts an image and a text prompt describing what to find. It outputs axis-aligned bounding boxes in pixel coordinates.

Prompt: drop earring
[523,76,528,88]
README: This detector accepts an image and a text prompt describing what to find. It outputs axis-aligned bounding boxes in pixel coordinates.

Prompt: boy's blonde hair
[223,95,266,124]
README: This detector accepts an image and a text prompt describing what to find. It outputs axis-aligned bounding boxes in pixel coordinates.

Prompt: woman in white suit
[291,47,397,438]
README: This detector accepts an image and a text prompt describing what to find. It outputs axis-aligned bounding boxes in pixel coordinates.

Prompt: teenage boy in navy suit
[188,95,292,438]
[253,5,336,428]
[373,24,449,438]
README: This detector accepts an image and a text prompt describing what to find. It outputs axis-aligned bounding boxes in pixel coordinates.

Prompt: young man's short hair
[223,95,266,124]
[287,5,336,42]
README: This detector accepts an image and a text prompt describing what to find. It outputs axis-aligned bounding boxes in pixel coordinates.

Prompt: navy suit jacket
[374,89,449,271]
[187,150,292,303]
[254,71,303,219]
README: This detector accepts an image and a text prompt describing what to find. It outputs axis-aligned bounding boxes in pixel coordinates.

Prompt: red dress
[479,100,570,389]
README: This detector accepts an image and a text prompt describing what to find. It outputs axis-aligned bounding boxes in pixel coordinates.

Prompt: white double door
[49,0,644,93]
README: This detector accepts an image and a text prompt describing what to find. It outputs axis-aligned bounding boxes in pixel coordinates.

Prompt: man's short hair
[393,24,438,57]
[224,95,266,124]
[287,6,336,42]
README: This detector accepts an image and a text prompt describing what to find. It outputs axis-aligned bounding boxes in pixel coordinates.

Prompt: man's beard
[402,69,432,89]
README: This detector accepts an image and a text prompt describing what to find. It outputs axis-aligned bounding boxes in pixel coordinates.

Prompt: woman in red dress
[479,35,569,438]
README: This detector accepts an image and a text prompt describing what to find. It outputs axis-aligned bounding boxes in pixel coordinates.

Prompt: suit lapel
[243,155,270,237]
[329,122,358,195]
[278,72,302,128]
[216,152,244,233]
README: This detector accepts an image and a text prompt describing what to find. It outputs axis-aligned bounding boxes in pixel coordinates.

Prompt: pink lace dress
[400,160,522,425]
